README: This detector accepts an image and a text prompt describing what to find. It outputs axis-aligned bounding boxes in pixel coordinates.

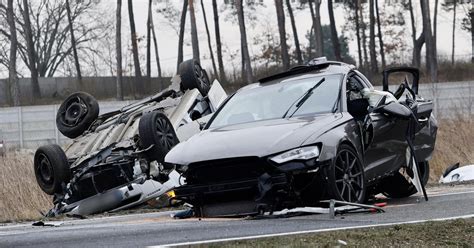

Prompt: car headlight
[269,146,320,164]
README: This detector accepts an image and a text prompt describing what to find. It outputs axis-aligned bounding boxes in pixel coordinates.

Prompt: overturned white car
[33,59,227,216]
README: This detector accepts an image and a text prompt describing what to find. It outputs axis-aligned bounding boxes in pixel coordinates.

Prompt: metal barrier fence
[0,81,473,150]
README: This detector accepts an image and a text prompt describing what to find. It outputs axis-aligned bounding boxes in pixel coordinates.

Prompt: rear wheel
[34,145,71,195]
[325,144,366,203]
[178,59,210,96]
[56,92,99,139]
[139,111,179,162]
[381,161,430,198]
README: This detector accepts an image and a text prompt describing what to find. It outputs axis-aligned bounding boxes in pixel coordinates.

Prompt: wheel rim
[155,117,176,151]
[60,96,88,126]
[334,149,364,202]
[193,62,209,91]
[36,154,54,185]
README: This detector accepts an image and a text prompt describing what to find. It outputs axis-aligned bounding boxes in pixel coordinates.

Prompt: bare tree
[275,0,290,69]
[177,0,188,70]
[189,0,200,63]
[128,0,142,79]
[359,1,369,68]
[308,0,323,57]
[66,0,82,80]
[409,0,424,67]
[116,0,123,100]
[201,0,218,77]
[327,0,342,61]
[236,0,253,83]
[146,0,152,78]
[285,0,302,64]
[355,0,363,67]
[471,5,474,63]
[6,0,19,106]
[150,12,162,79]
[420,0,438,82]
[375,0,386,69]
[434,0,439,57]
[21,0,40,98]
[452,0,457,64]
[369,0,377,73]
[212,0,226,82]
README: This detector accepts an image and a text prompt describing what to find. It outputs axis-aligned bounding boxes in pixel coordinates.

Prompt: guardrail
[0,81,473,150]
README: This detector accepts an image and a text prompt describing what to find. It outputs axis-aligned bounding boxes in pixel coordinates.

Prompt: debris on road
[32,221,63,227]
[440,163,474,183]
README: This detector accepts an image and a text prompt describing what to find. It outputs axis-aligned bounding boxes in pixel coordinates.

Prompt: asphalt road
[1,183,474,248]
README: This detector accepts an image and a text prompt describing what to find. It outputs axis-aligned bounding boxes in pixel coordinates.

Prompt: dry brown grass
[0,152,51,223]
[0,117,471,222]
[430,117,474,182]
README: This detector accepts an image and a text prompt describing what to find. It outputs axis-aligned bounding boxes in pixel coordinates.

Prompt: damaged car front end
[166,59,437,217]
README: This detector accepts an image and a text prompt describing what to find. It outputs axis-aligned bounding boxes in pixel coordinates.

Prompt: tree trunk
[66,0,82,80]
[275,0,290,69]
[150,12,162,79]
[359,2,369,68]
[146,0,152,78]
[308,0,323,57]
[212,0,226,82]
[21,0,40,99]
[177,1,188,70]
[409,0,423,68]
[201,0,218,77]
[420,0,438,82]
[128,0,142,79]
[355,0,363,67]
[375,0,385,69]
[451,0,456,65]
[7,0,20,106]
[285,0,302,64]
[434,0,438,57]
[369,0,377,73]
[116,0,123,100]
[314,1,324,57]
[236,0,253,83]
[471,7,474,63]
[327,0,341,61]
[189,0,200,63]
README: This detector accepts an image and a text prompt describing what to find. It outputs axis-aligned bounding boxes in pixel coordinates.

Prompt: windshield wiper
[282,77,326,118]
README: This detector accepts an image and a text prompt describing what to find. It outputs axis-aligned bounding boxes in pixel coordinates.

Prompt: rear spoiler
[382,67,420,95]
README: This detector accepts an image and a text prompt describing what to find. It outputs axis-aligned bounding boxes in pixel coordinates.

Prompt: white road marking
[152,214,474,247]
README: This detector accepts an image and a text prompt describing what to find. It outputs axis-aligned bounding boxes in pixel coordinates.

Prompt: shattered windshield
[208,74,342,128]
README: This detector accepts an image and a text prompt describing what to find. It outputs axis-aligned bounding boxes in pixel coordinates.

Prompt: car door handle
[418,117,428,122]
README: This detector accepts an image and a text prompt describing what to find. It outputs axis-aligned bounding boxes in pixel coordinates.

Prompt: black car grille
[184,157,269,185]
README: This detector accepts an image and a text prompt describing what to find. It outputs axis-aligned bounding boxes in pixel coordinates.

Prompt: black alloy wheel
[139,111,179,162]
[326,144,366,203]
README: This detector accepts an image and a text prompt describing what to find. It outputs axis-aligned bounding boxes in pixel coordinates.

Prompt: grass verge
[202,218,474,247]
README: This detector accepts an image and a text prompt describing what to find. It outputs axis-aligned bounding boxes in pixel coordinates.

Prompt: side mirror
[378,102,412,119]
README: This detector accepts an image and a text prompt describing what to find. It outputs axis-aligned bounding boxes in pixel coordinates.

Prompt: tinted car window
[208,74,342,128]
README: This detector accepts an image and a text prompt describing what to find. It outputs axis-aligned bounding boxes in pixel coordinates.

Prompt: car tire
[324,144,366,203]
[178,59,211,96]
[34,144,71,195]
[56,92,99,139]
[139,111,179,162]
[381,161,430,198]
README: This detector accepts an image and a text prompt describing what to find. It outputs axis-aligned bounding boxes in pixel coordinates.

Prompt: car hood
[165,113,342,165]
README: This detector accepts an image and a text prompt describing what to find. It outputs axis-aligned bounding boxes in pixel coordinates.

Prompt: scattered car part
[34,59,227,217]
[440,164,474,183]
[167,59,437,217]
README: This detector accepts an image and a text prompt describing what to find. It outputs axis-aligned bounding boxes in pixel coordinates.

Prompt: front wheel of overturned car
[56,92,99,139]
[178,59,211,96]
[34,144,71,195]
[324,144,366,203]
[380,161,430,198]
[139,111,179,162]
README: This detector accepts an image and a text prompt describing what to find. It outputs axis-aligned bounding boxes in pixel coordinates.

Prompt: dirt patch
[203,218,474,247]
